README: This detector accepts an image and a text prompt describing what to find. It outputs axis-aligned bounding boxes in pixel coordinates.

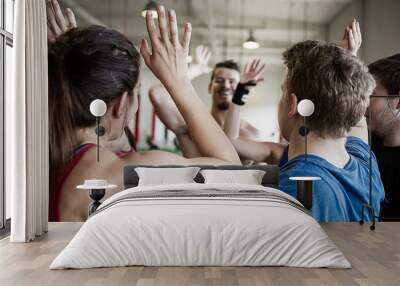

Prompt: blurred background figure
[368,54,400,221]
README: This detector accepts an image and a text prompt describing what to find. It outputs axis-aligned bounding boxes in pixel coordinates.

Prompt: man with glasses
[368,54,400,221]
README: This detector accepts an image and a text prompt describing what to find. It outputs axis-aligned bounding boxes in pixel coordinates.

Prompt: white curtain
[8,0,48,242]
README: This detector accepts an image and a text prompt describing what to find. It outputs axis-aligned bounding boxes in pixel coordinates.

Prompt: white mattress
[50,183,351,269]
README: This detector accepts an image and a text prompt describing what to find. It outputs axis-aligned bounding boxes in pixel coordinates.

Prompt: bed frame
[123,165,280,189]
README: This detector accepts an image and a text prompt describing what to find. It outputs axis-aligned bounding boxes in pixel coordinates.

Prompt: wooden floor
[0,222,399,286]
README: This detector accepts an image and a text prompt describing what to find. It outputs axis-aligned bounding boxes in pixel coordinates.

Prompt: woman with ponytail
[47,1,240,221]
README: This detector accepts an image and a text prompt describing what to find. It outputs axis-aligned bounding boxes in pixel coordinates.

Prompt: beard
[217,101,230,111]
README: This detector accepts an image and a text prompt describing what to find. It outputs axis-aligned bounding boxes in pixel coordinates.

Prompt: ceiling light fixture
[141,0,158,18]
[243,30,260,49]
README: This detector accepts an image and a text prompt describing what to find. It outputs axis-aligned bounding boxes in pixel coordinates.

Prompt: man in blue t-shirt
[222,20,384,222]
[278,137,384,222]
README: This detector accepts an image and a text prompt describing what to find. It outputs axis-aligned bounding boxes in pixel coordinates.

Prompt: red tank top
[49,144,132,221]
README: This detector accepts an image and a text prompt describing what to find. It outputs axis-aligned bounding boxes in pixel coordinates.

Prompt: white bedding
[50,183,351,269]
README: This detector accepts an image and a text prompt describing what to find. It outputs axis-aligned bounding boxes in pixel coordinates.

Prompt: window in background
[0,0,14,232]
[5,0,12,33]
[0,28,3,230]
[5,43,11,220]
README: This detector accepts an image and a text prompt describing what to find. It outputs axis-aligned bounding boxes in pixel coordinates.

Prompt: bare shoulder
[59,147,125,221]
[239,119,262,140]
[61,148,167,194]
[128,150,190,165]
[59,148,188,221]
[129,150,233,166]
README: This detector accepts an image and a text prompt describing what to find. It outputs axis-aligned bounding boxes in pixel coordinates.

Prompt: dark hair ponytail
[48,25,140,170]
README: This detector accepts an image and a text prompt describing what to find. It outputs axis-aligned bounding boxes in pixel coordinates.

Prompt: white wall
[241,68,285,142]
[327,0,400,64]
[363,0,400,63]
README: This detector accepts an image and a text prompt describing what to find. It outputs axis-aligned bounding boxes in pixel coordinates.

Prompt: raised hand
[338,19,362,56]
[192,45,212,72]
[140,6,192,88]
[187,45,212,79]
[240,58,266,85]
[46,0,77,43]
[231,58,265,106]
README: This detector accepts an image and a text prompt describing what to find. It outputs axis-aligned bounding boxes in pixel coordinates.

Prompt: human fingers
[256,63,266,76]
[351,19,357,34]
[200,45,206,57]
[168,10,179,46]
[356,21,362,45]
[140,39,152,66]
[51,0,68,32]
[195,45,202,56]
[182,22,192,50]
[243,63,250,74]
[348,29,356,52]
[205,50,211,63]
[250,58,258,70]
[145,11,162,52]
[157,5,170,45]
[46,1,62,36]
[253,58,262,71]
[65,8,77,28]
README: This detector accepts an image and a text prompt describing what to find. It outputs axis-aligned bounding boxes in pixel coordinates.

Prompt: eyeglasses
[369,95,400,119]
[370,95,400,98]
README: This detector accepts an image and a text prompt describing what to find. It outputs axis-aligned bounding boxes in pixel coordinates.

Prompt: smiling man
[149,58,261,160]
[207,60,260,140]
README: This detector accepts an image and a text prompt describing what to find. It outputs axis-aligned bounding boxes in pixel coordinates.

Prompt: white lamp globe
[90,99,107,117]
[297,99,315,117]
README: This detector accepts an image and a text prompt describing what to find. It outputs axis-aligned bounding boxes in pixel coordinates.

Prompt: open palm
[240,58,266,85]
[193,45,212,72]
[338,19,362,56]
[46,0,77,43]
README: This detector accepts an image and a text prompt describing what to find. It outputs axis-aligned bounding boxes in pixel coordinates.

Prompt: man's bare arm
[239,120,262,141]
[148,45,213,158]
[148,86,201,158]
[229,138,285,164]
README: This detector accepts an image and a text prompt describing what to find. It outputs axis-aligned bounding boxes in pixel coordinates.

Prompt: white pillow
[135,167,200,186]
[200,169,266,185]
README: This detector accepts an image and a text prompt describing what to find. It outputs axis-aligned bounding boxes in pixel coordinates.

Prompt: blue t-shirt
[279,137,385,222]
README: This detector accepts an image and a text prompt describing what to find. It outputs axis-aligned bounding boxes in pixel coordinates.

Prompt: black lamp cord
[368,105,372,207]
[96,116,100,162]
[304,117,307,161]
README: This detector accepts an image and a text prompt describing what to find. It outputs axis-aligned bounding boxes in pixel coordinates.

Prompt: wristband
[232,80,257,106]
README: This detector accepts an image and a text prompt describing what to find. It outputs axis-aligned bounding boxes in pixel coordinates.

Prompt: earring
[298,126,309,137]
[95,126,106,136]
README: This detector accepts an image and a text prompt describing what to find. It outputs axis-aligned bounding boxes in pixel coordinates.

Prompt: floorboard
[1,222,399,286]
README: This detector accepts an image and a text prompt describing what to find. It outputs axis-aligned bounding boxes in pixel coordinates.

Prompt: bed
[50,165,350,269]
